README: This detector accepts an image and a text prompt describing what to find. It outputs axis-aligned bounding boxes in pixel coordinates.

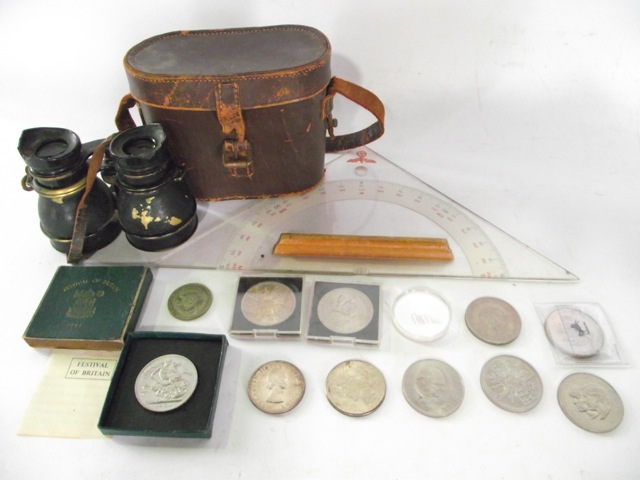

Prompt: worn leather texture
[120,25,383,200]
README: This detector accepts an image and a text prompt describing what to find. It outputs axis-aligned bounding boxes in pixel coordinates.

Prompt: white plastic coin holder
[535,302,627,366]
[392,287,451,342]
[307,281,381,345]
[230,276,304,338]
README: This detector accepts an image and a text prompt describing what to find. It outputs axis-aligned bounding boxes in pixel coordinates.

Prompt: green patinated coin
[168,283,213,321]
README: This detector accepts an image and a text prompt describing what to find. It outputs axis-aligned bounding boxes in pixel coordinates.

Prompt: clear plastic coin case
[535,302,626,366]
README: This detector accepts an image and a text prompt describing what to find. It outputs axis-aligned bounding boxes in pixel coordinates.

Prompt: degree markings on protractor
[219,179,508,278]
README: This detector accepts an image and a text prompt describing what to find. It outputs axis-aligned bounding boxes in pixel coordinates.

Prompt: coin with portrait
[247,360,306,414]
[134,354,198,413]
[168,283,212,321]
[465,297,521,345]
[402,359,464,418]
[557,372,623,433]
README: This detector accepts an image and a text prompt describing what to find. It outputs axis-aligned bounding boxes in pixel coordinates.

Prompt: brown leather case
[116,25,384,200]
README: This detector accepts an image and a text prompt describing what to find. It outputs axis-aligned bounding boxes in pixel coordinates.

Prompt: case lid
[124,25,332,110]
[23,265,153,350]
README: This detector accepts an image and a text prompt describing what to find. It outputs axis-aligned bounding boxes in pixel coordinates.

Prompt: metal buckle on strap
[222,139,253,178]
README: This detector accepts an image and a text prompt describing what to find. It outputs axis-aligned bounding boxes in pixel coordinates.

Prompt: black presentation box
[98,332,228,438]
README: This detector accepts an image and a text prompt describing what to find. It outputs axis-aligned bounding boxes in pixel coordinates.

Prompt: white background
[1,1,639,479]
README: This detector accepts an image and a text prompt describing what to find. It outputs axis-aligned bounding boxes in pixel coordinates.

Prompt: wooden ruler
[273,233,454,261]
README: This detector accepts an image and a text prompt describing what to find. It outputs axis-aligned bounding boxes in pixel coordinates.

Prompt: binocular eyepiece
[19,123,198,256]
[109,124,198,252]
[19,127,121,255]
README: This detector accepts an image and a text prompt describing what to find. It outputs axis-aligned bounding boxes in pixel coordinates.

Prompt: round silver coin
[465,297,521,345]
[557,372,624,433]
[325,359,386,417]
[247,360,306,415]
[168,283,213,321]
[134,354,198,413]
[241,281,297,326]
[544,307,605,358]
[402,359,464,418]
[480,355,543,413]
[317,287,374,334]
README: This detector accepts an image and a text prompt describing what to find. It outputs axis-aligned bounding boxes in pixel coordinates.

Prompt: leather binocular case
[117,25,385,201]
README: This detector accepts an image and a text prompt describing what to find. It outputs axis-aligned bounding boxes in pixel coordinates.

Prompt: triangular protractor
[145,147,576,281]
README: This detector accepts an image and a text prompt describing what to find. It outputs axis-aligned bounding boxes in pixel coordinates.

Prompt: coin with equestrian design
[134,354,198,412]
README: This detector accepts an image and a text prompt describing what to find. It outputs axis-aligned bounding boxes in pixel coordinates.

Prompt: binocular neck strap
[67,135,113,263]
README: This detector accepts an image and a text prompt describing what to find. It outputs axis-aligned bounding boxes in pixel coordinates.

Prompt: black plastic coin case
[98,331,228,438]
[230,276,304,337]
[307,281,381,345]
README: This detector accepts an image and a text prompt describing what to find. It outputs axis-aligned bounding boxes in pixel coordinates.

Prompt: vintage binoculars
[19,127,120,255]
[19,124,198,255]
[108,123,198,251]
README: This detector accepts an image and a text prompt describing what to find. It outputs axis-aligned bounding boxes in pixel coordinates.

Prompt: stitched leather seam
[127,25,327,58]
[125,58,329,83]
[131,84,329,111]
[125,25,329,82]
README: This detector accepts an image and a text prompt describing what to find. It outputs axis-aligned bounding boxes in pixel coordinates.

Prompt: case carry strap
[116,76,386,156]
[322,77,385,152]
[67,94,136,262]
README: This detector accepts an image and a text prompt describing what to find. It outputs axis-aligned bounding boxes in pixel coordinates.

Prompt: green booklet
[24,266,153,350]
